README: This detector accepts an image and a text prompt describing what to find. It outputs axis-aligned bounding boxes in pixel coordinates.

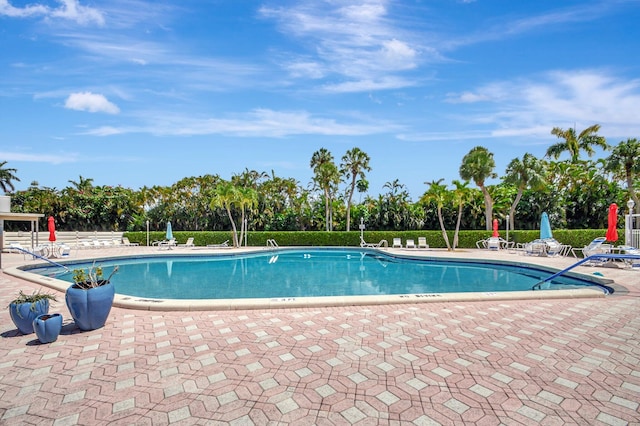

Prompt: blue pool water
[27,248,607,300]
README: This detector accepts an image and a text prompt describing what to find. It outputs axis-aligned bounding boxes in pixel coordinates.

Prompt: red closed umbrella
[48,216,56,243]
[492,218,499,237]
[606,203,618,242]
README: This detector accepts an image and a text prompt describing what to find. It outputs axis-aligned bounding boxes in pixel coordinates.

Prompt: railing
[10,246,70,272]
[266,239,279,248]
[532,253,640,290]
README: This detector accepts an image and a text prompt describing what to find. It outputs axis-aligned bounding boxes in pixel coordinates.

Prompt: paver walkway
[1,248,639,425]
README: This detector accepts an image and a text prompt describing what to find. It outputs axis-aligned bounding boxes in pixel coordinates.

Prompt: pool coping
[3,247,613,311]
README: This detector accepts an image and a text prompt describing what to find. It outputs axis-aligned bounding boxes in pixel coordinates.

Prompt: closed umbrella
[48,216,56,243]
[540,212,553,240]
[606,203,618,242]
[166,221,173,240]
[492,218,499,237]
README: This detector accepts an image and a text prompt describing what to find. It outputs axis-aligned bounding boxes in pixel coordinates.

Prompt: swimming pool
[24,248,609,304]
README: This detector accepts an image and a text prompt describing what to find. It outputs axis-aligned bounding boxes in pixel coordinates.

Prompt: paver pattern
[1,247,639,425]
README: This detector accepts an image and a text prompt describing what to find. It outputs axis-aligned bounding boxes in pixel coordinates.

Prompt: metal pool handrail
[532,253,640,290]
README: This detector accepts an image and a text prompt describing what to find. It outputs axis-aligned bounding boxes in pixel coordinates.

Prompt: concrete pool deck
[1,246,639,424]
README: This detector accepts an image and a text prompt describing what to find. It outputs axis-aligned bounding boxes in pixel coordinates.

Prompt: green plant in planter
[8,290,58,334]
[67,263,119,331]
[9,291,57,316]
[72,263,119,289]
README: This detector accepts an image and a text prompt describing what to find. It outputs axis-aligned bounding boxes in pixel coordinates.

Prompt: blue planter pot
[9,299,50,334]
[65,281,115,331]
[33,313,63,343]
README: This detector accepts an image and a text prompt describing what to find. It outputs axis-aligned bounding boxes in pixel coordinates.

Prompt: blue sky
[1,0,639,200]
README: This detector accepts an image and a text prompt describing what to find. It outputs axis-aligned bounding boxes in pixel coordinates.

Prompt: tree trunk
[480,185,493,231]
[437,207,451,250]
[226,206,239,247]
[509,188,524,231]
[453,203,463,250]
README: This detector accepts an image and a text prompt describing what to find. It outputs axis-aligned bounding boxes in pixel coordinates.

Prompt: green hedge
[124,229,609,249]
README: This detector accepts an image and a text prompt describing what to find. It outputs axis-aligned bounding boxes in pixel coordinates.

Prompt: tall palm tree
[459,146,497,230]
[210,181,240,247]
[340,147,371,231]
[423,179,451,250]
[605,138,640,214]
[310,148,339,231]
[0,161,20,193]
[503,153,546,230]
[237,186,258,246]
[546,124,609,162]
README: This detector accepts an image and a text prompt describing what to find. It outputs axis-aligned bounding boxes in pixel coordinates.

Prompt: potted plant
[33,313,63,343]
[8,291,57,334]
[66,263,119,331]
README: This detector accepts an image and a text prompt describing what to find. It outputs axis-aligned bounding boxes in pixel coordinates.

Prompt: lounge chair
[477,236,505,250]
[154,238,176,250]
[207,240,229,248]
[522,239,546,256]
[360,237,388,248]
[178,237,195,248]
[406,239,416,249]
[418,237,429,249]
[392,238,402,248]
[577,237,611,265]
[122,237,139,246]
[543,238,571,257]
[616,246,640,268]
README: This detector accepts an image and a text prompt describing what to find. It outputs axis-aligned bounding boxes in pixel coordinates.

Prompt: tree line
[1,125,638,248]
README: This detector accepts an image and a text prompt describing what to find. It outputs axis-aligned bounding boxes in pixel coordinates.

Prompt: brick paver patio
[1,247,639,425]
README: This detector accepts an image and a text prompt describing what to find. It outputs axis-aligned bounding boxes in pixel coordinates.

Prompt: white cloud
[82,108,401,138]
[0,0,104,25]
[402,69,640,143]
[0,151,78,164]
[65,92,120,114]
[260,0,425,92]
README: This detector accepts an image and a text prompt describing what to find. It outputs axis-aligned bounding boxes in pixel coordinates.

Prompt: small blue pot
[65,281,115,331]
[33,313,63,343]
[9,299,50,334]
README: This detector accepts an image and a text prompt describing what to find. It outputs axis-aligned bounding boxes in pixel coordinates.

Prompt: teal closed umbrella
[166,222,173,240]
[540,212,553,240]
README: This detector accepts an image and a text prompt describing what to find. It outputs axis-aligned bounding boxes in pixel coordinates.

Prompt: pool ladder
[266,239,279,248]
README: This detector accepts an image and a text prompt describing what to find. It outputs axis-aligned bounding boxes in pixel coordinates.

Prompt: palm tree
[210,181,240,247]
[423,179,451,250]
[503,153,546,230]
[459,146,497,230]
[340,147,371,231]
[68,175,94,192]
[546,124,609,162]
[605,138,640,214]
[0,161,20,193]
[310,148,340,231]
[236,186,258,246]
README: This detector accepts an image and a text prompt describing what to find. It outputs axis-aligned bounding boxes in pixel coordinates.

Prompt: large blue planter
[65,281,115,331]
[33,313,63,343]
[9,299,50,334]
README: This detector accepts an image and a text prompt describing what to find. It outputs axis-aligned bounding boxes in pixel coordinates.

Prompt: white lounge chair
[418,237,429,249]
[392,238,402,248]
[207,240,230,248]
[406,239,416,249]
[178,237,195,248]
[578,237,611,265]
[122,237,139,246]
[616,245,640,268]
[154,238,176,250]
[360,237,388,248]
